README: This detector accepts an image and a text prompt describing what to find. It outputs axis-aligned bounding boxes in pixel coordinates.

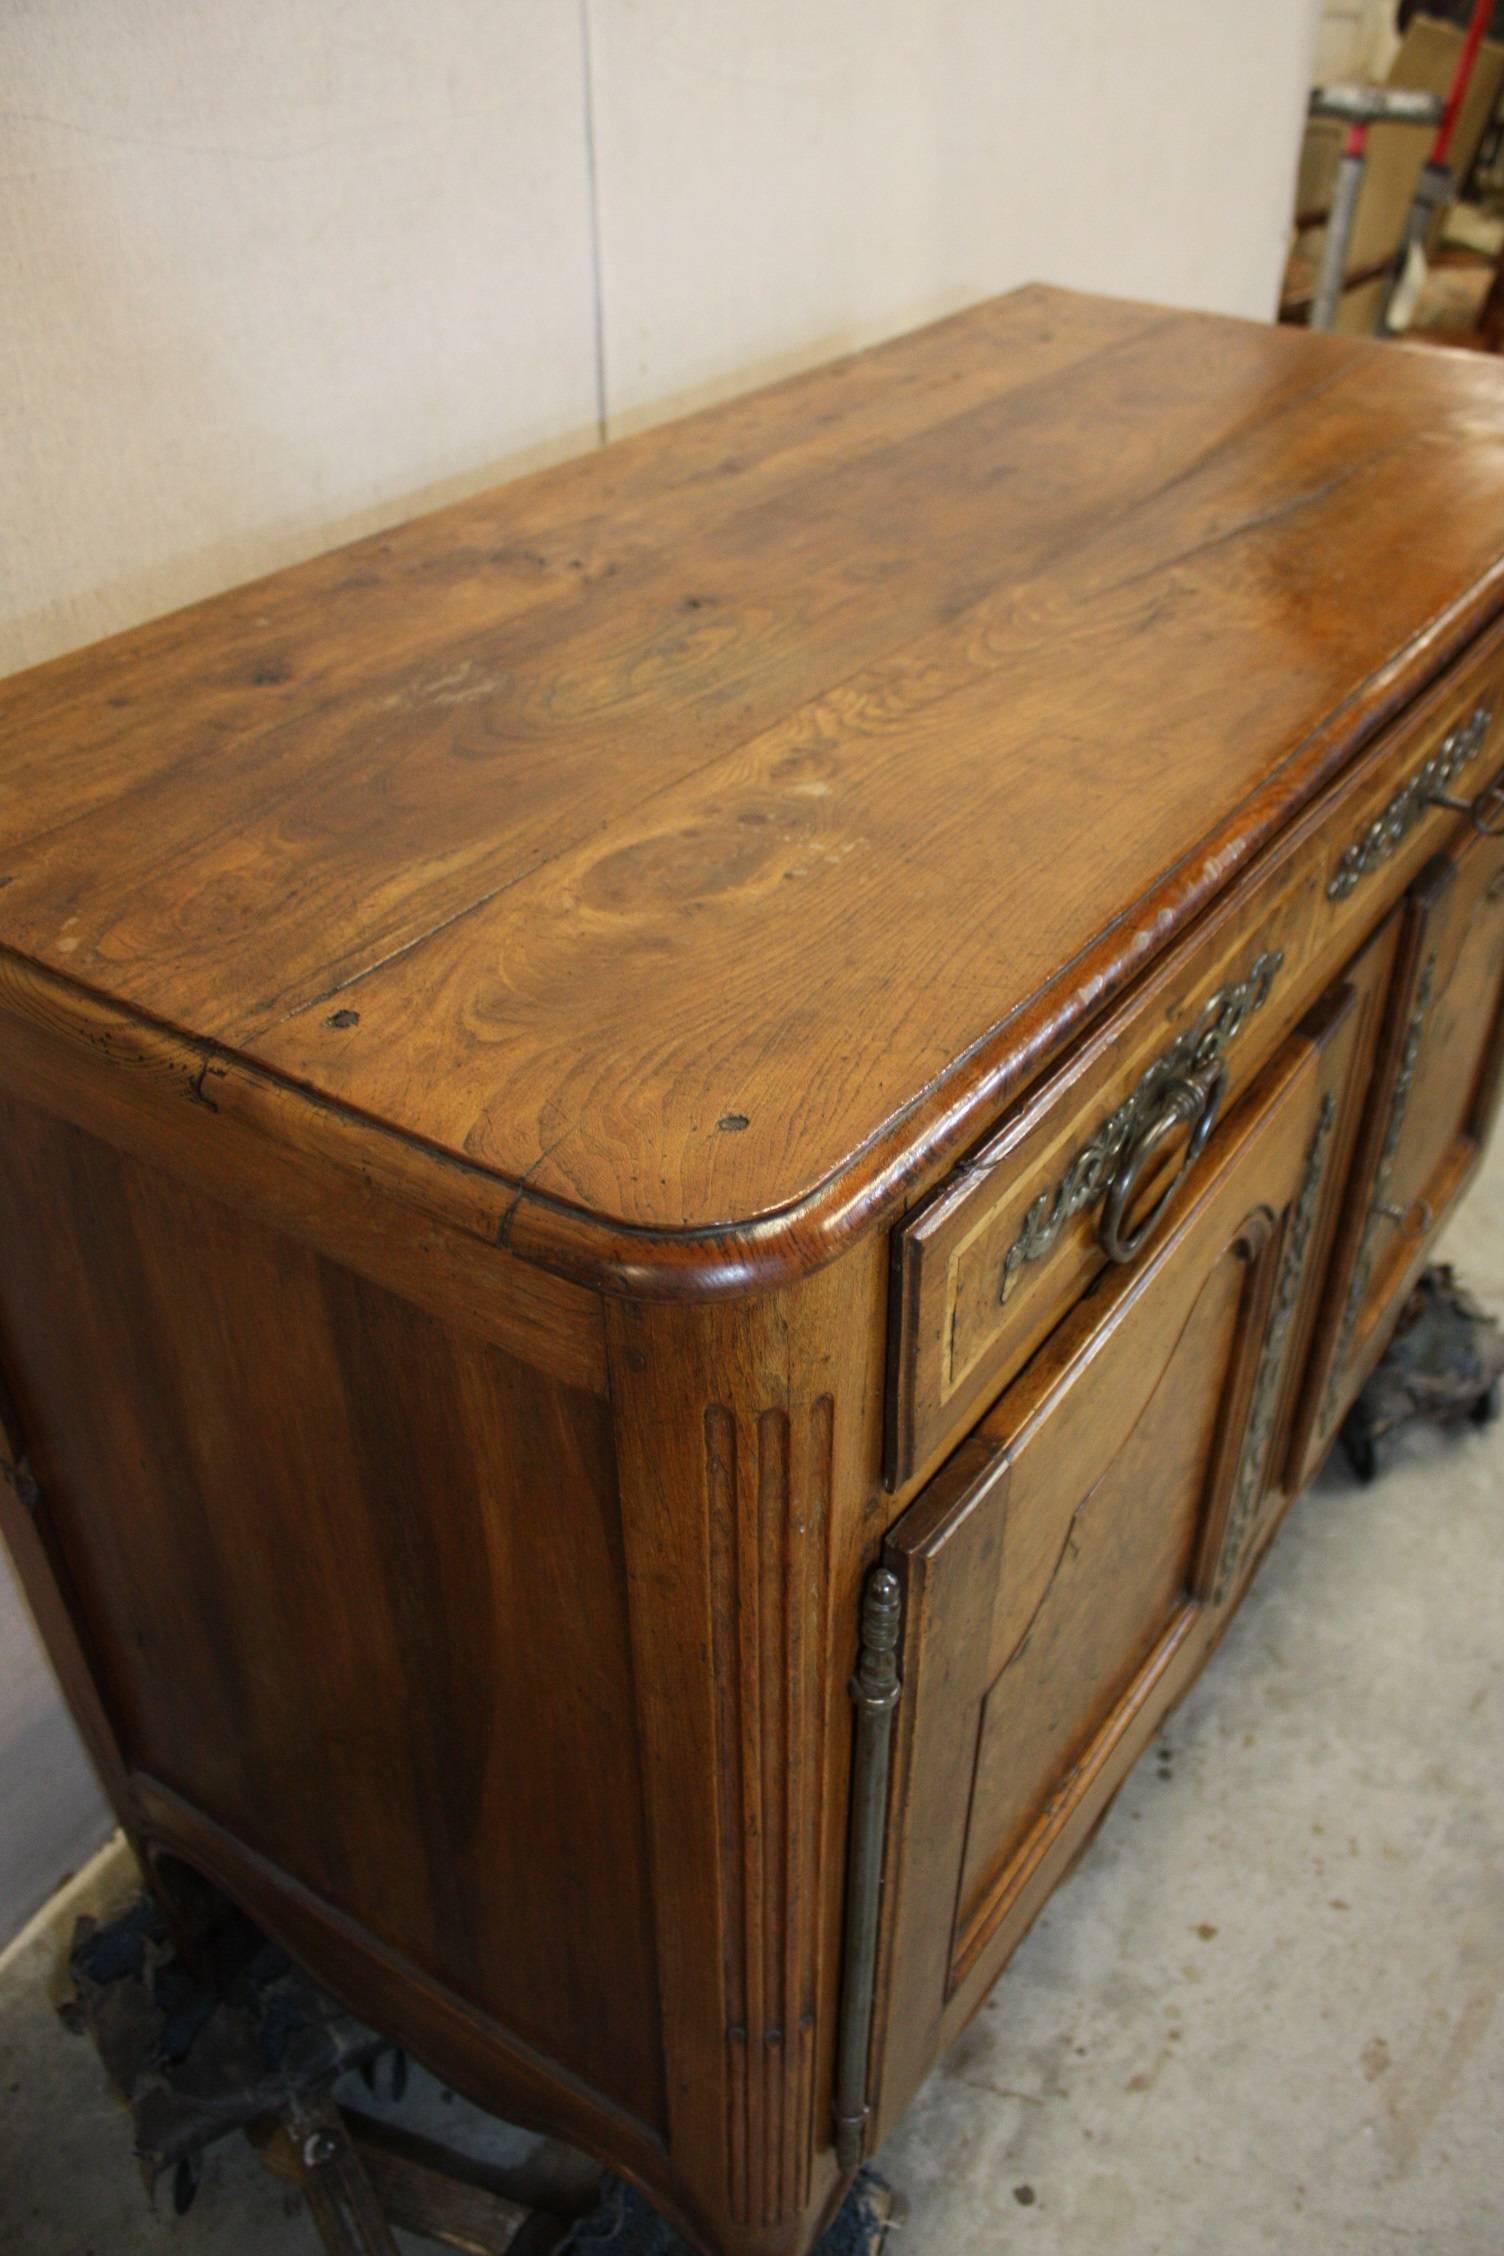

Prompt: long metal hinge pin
[831,1565,902,2173]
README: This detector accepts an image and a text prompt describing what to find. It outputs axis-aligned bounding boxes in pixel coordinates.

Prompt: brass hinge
[832,1565,902,2173]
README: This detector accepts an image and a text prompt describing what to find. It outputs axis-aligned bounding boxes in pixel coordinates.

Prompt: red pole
[1377,0,1495,333]
[1432,0,1492,170]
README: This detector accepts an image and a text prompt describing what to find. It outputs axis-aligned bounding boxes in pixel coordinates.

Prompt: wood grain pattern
[0,947,605,1390]
[956,1245,1249,1920]
[0,1093,662,2126]
[246,323,1504,1265]
[4,291,1504,1289]
[132,1776,688,2244]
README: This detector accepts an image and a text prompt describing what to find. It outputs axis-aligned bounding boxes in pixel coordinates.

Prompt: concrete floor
[2,1153,1502,2256]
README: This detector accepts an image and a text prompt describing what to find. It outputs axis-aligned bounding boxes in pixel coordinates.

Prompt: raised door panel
[1381,829,1504,1231]
[951,1238,1245,1950]
[869,988,1362,2141]
[1301,822,1504,1457]
[1263,914,1402,1504]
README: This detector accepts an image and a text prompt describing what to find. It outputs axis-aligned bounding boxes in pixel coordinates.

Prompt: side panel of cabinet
[867,991,1366,2143]
[0,1090,666,2139]
[1295,824,1504,1471]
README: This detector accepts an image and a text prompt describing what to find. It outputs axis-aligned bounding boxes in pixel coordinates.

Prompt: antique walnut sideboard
[4,286,1504,2255]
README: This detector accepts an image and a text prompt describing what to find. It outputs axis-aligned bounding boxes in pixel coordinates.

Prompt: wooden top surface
[6,285,1504,1290]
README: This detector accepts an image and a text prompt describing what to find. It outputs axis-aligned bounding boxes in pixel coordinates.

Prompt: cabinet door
[1302,822,1504,1457]
[868,992,1362,2140]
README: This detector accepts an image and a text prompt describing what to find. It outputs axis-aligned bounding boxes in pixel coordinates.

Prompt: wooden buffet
[3,286,1504,2255]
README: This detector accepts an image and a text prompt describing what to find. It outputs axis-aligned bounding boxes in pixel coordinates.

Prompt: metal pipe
[1311,137,1367,331]
[1305,84,1443,334]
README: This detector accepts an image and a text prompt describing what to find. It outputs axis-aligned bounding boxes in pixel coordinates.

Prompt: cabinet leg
[563,2168,896,2256]
[258,2096,402,2256]
[1339,1263,1504,1480]
[62,1889,567,2255]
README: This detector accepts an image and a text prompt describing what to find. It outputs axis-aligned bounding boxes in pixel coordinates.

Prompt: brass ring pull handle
[1374,1195,1434,1240]
[1099,1063,1226,1265]
[1426,777,1504,838]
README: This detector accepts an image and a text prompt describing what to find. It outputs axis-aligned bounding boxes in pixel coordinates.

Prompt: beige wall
[0,0,1320,1940]
[589,0,1322,435]
[0,2,603,676]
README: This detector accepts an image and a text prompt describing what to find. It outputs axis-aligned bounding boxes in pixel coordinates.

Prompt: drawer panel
[888,911,1306,1488]
[870,988,1364,2140]
[888,630,1504,1489]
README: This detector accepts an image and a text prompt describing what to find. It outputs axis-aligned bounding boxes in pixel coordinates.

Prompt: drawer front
[869,985,1367,2138]
[887,634,1504,1490]
[1297,818,1504,1466]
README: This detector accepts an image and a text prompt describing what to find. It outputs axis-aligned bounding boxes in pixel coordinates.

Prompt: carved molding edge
[1327,703,1492,903]
[1213,1092,1336,1605]
[1321,955,1437,1429]
[705,1396,834,2229]
[999,949,1284,1302]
